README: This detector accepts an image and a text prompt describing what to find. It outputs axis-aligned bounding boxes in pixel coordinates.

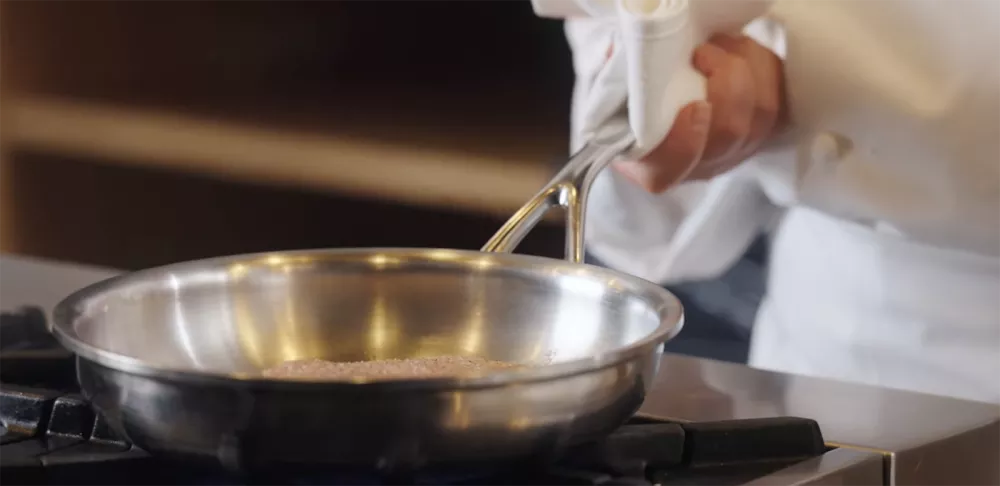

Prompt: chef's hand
[615,35,788,193]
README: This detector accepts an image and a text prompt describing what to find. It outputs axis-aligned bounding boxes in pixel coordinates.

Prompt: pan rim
[52,247,684,390]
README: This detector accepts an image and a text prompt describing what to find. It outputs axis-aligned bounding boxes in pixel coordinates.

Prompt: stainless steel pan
[51,122,684,471]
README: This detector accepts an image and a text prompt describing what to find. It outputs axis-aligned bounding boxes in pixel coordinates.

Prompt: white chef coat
[565,0,1000,404]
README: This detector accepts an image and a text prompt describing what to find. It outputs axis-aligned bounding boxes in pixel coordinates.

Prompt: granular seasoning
[261,356,523,381]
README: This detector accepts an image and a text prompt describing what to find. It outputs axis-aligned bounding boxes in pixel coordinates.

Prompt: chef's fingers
[615,101,713,193]
[709,34,784,151]
[692,43,756,162]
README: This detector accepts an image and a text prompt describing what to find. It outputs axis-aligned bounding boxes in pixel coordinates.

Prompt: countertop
[0,254,118,315]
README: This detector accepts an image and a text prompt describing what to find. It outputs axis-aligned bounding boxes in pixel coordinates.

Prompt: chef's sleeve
[569,17,786,284]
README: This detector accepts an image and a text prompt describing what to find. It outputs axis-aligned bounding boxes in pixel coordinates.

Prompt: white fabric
[548,0,1000,404]
[536,0,772,158]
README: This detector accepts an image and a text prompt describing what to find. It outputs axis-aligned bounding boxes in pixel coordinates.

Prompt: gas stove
[1,255,997,485]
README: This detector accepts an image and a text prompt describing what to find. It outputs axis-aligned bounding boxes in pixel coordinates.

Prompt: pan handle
[481,120,636,263]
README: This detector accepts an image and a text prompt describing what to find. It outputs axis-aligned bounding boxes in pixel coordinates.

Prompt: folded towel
[533,0,773,158]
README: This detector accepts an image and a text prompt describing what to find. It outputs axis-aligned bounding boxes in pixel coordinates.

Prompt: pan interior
[57,249,676,376]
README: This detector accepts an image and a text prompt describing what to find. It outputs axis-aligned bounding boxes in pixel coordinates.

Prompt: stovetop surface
[1,306,829,485]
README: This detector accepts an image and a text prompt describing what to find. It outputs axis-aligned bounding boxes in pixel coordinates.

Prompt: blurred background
[0,1,573,269]
[0,0,765,364]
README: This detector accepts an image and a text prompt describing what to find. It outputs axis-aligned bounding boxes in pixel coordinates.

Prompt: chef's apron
[750,206,1000,404]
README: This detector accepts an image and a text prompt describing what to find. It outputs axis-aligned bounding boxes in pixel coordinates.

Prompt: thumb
[614,101,713,193]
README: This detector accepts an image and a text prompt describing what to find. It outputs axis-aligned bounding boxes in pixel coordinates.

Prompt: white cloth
[546,0,1000,404]
[534,0,772,157]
